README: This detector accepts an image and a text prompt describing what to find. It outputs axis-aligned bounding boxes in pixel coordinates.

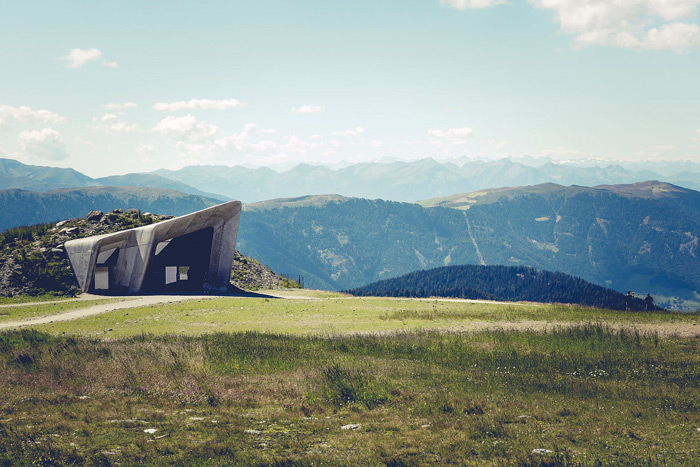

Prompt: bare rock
[86,210,103,221]
[532,449,553,455]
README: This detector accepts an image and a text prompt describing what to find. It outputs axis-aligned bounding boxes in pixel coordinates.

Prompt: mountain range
[236,182,700,310]
[1,156,699,310]
[3,156,700,203]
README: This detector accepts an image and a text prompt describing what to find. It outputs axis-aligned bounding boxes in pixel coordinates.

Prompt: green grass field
[0,298,127,324]
[1,292,700,466]
[27,291,700,338]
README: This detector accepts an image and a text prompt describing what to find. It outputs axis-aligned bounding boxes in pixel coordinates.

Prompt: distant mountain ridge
[153,158,700,202]
[236,181,700,309]
[0,187,220,231]
[3,156,699,204]
[0,158,227,200]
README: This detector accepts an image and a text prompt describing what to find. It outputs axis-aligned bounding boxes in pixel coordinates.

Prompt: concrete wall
[64,200,242,294]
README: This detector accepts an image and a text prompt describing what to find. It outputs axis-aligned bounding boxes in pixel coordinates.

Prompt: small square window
[179,266,189,280]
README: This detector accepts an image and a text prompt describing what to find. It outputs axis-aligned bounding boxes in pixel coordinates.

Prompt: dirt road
[0,295,212,331]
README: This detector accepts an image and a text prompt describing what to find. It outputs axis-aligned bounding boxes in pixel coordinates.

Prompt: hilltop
[0,209,296,297]
[347,264,657,310]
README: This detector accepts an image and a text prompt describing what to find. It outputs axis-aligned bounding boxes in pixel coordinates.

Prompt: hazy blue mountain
[151,158,699,203]
[0,187,219,231]
[95,173,229,200]
[0,158,96,191]
[0,158,227,199]
[3,155,698,204]
[237,182,700,309]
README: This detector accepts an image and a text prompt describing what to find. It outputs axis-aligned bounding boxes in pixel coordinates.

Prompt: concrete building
[64,201,242,294]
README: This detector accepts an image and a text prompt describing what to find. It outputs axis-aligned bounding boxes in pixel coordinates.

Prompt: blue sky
[1,0,699,176]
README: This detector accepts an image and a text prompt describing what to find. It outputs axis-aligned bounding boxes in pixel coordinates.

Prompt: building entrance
[142,227,214,293]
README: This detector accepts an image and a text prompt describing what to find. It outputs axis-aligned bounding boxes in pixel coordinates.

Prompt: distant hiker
[645,293,654,311]
[624,291,634,311]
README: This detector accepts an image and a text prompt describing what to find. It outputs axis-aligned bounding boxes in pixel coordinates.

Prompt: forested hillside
[348,265,653,310]
[237,183,700,309]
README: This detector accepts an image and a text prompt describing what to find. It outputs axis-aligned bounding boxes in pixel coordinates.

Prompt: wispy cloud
[441,0,509,9]
[18,128,70,160]
[62,48,119,68]
[333,127,365,137]
[153,98,244,111]
[136,143,157,155]
[291,105,325,114]
[0,105,66,129]
[104,102,138,110]
[428,127,473,145]
[529,0,700,52]
[91,114,137,133]
[153,114,221,142]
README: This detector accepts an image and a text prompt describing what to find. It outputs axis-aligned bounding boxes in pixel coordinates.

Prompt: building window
[165,266,177,284]
[179,266,189,280]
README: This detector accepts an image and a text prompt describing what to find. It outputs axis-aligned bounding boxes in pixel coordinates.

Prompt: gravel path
[0,295,212,330]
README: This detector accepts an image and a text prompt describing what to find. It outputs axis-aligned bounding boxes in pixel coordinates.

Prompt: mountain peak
[595,180,690,199]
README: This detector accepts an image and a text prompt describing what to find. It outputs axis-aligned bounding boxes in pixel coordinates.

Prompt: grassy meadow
[0,298,127,324]
[1,292,700,466]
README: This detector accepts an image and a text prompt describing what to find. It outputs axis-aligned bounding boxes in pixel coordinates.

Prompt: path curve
[0,295,212,331]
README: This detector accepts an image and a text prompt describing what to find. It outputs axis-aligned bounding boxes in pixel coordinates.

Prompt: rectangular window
[179,266,189,280]
[94,267,109,290]
[165,266,177,284]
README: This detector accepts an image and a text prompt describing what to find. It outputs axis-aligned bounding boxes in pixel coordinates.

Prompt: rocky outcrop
[0,210,297,297]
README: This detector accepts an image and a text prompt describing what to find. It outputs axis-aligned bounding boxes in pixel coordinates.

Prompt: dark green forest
[348,265,656,311]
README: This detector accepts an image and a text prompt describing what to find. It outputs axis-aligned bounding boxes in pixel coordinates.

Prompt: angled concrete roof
[65,200,242,294]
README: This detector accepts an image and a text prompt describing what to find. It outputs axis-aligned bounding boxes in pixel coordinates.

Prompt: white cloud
[153,98,244,111]
[18,128,70,160]
[370,139,385,148]
[428,127,474,145]
[153,114,221,141]
[333,127,365,137]
[529,0,700,52]
[91,113,137,133]
[103,61,119,69]
[691,129,700,142]
[539,145,590,159]
[290,105,325,114]
[441,0,509,9]
[136,143,157,155]
[0,105,66,129]
[652,144,678,151]
[104,102,137,110]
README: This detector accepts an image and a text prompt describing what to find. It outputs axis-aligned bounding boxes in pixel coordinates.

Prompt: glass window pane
[165,266,177,284]
[179,266,189,280]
